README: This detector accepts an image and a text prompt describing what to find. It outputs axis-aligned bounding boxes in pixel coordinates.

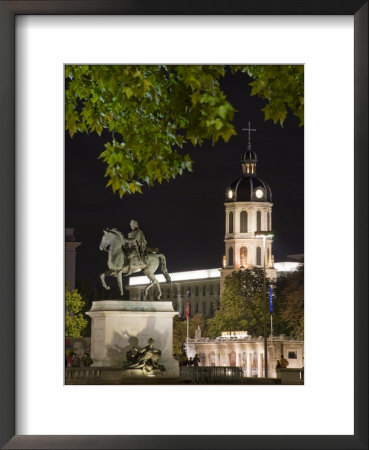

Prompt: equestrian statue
[99,220,171,299]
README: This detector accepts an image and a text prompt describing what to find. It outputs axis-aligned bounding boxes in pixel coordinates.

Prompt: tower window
[228,247,234,266]
[240,246,248,266]
[256,211,261,231]
[240,211,248,232]
[267,211,270,231]
[202,302,206,315]
[256,247,261,265]
[229,211,234,233]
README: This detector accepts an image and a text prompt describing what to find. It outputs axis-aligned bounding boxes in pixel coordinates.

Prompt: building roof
[128,268,221,286]
[225,148,272,203]
[225,175,272,203]
[128,263,300,286]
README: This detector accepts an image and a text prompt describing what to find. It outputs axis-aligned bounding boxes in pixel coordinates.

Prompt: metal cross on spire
[242,122,256,150]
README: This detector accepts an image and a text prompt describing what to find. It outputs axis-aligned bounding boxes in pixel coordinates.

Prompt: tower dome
[241,149,257,163]
[225,124,272,203]
[226,175,272,203]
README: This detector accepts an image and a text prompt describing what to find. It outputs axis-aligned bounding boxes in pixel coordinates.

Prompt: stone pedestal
[86,301,179,377]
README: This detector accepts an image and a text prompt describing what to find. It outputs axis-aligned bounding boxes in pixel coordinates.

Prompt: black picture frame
[0,1,367,449]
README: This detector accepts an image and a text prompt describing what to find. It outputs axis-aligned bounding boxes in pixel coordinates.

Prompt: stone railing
[65,367,101,380]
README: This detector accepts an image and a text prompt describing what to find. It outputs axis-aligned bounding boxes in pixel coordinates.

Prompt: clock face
[255,188,264,199]
[227,189,233,199]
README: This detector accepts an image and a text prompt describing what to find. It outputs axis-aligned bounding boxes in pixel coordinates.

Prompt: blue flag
[269,286,273,314]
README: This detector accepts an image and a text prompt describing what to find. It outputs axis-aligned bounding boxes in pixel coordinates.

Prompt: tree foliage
[232,65,304,126]
[206,268,271,338]
[275,264,304,338]
[172,313,207,357]
[65,286,88,337]
[65,65,235,197]
[205,265,304,340]
[65,65,303,196]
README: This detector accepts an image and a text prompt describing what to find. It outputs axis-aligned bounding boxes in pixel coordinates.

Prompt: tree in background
[65,65,303,197]
[172,313,207,358]
[275,264,304,338]
[207,268,271,338]
[65,284,88,337]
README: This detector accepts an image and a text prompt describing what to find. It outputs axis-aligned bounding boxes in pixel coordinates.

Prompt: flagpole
[269,285,273,340]
[185,291,190,358]
[270,314,273,340]
[186,314,189,358]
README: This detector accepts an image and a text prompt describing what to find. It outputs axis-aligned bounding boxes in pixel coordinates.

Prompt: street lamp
[255,230,274,378]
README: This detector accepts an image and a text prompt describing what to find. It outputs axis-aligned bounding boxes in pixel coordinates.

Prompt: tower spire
[242,122,256,150]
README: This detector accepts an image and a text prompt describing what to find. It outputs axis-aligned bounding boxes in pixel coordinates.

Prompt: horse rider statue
[125,219,147,276]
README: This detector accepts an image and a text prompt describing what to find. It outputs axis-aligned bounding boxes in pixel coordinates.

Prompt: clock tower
[220,123,277,293]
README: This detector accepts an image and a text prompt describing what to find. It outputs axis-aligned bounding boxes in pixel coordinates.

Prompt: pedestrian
[193,354,200,367]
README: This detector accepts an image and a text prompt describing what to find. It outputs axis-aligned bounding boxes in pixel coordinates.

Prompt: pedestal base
[86,301,179,377]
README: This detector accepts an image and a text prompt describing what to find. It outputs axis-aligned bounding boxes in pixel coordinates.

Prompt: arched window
[228,247,234,266]
[256,211,261,231]
[229,211,234,233]
[209,351,216,366]
[240,211,248,232]
[240,246,248,266]
[229,351,237,366]
[256,247,261,265]
[267,211,270,231]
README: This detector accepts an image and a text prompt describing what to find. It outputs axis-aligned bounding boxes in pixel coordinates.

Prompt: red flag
[185,291,190,319]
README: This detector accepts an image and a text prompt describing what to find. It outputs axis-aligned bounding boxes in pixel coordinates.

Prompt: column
[247,353,252,377]
[257,352,263,378]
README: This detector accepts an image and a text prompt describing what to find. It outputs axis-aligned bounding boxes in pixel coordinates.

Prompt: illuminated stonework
[221,131,277,292]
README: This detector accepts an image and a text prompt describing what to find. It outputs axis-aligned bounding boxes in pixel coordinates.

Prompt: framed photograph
[0,1,367,449]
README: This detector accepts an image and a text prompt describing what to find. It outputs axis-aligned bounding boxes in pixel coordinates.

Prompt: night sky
[65,69,304,285]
